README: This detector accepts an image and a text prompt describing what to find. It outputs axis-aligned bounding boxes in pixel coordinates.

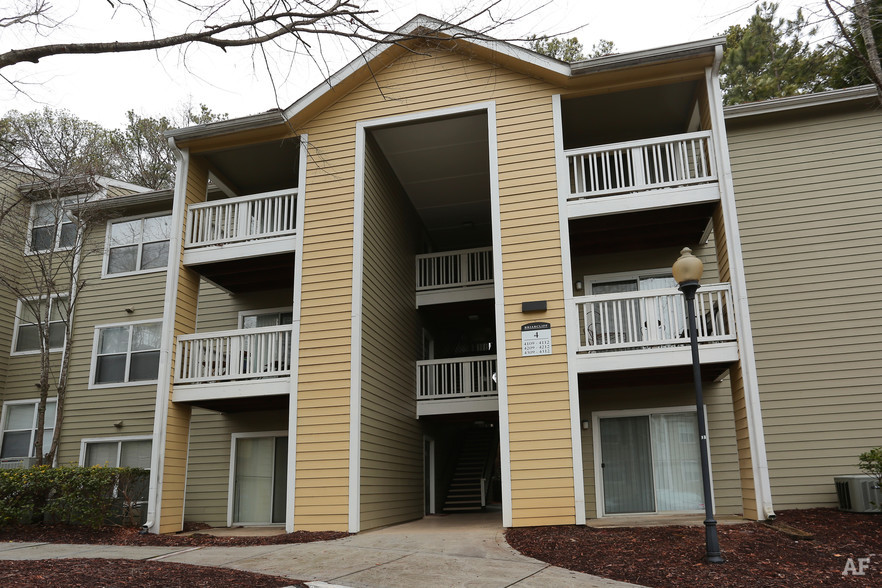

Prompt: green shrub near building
[0,465,148,528]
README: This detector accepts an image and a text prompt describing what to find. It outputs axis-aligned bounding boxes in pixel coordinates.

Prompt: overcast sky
[1,0,818,129]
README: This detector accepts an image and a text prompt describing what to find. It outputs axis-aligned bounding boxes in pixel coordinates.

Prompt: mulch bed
[0,524,348,547]
[0,559,304,587]
[505,508,882,587]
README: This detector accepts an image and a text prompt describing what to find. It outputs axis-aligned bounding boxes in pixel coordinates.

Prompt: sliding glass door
[598,411,704,515]
[233,435,287,524]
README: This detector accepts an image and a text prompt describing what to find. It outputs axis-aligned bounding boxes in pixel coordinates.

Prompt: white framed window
[90,320,162,388]
[80,436,152,469]
[103,213,172,277]
[238,307,293,329]
[11,295,69,355]
[80,436,152,503]
[26,199,77,254]
[0,399,56,459]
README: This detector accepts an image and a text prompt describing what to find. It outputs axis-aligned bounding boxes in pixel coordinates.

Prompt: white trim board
[286,133,309,533]
[704,56,774,520]
[145,143,192,534]
[553,93,586,526]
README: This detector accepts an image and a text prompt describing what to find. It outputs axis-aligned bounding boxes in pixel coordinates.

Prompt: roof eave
[570,37,724,76]
[724,85,879,119]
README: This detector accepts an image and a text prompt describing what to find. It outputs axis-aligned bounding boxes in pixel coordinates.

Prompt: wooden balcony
[564,131,721,218]
[571,283,739,373]
[415,246,494,307]
[416,355,498,416]
[182,189,297,266]
[173,325,292,406]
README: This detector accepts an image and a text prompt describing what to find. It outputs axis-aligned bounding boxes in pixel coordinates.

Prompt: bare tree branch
[0,1,536,72]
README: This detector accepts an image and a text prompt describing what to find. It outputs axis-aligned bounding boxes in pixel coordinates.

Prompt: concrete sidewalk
[0,512,642,587]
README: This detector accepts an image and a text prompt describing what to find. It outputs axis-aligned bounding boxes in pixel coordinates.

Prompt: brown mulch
[0,524,348,547]
[505,508,882,587]
[0,558,304,587]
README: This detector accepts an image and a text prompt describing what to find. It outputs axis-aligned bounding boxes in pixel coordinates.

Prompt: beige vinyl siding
[0,171,31,401]
[55,222,167,465]
[580,381,742,518]
[288,45,584,528]
[727,104,882,509]
[183,408,288,526]
[495,73,576,528]
[359,134,423,530]
[158,156,209,532]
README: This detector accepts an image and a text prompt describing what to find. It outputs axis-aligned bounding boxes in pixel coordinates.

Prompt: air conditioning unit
[835,474,882,513]
[0,457,39,470]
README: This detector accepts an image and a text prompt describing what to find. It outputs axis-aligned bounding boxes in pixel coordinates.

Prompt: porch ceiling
[191,252,295,293]
[370,112,492,251]
[179,394,289,413]
[578,362,731,390]
[201,137,300,195]
[569,202,716,256]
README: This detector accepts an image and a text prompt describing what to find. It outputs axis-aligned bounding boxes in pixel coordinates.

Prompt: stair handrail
[480,433,498,508]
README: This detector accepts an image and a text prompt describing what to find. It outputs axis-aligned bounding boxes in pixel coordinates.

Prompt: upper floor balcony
[183,189,297,264]
[564,131,720,219]
[416,246,494,307]
[570,283,739,373]
[172,324,292,409]
[416,355,498,416]
[182,189,298,292]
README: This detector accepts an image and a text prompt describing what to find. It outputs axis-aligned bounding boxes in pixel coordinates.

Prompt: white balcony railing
[416,247,493,291]
[573,283,736,353]
[566,131,716,200]
[416,355,497,400]
[175,325,293,384]
[185,190,297,249]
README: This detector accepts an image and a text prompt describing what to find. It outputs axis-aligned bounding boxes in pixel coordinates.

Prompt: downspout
[707,44,776,520]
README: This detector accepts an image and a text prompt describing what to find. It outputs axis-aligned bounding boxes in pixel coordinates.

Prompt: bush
[858,447,882,490]
[0,465,148,528]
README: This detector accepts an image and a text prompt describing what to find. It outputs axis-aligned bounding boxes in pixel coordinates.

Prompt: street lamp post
[672,247,724,564]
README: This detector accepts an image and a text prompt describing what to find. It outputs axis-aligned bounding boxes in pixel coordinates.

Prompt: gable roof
[168,15,722,147]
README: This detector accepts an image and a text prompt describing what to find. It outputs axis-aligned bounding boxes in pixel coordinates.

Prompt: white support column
[145,144,192,534]
[553,94,587,525]
[705,47,775,520]
[286,134,308,533]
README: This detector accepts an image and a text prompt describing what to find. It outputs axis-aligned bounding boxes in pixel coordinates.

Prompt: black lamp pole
[674,248,724,564]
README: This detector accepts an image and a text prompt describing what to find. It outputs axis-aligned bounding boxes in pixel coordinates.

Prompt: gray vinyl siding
[195,282,293,332]
[359,133,423,530]
[56,216,168,465]
[727,102,882,509]
[184,409,288,526]
[0,171,30,402]
[580,380,742,519]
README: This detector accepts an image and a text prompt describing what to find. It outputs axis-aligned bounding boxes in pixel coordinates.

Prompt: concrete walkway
[0,512,641,587]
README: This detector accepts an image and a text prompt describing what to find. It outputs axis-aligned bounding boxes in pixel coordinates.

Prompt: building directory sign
[521,322,552,357]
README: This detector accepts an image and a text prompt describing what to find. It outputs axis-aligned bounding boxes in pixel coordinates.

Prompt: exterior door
[233,436,287,524]
[598,411,704,515]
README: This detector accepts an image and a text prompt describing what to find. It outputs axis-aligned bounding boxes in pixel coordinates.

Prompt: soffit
[370,112,491,251]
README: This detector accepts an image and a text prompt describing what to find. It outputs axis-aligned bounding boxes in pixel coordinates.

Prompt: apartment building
[1,16,878,535]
